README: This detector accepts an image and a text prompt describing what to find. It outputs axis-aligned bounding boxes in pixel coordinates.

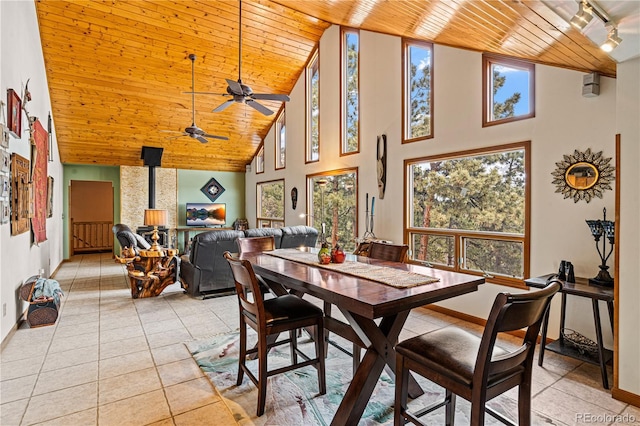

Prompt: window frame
[255,144,264,174]
[306,168,359,251]
[403,141,531,288]
[341,27,360,156]
[306,48,320,163]
[275,107,286,170]
[482,54,535,127]
[256,178,285,228]
[402,38,434,144]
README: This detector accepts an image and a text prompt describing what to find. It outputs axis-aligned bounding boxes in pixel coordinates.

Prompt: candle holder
[585,207,615,287]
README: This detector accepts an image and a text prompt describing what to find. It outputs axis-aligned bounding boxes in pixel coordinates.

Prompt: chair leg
[445,389,456,426]
[290,329,298,364]
[323,301,331,357]
[257,333,269,417]
[315,323,327,394]
[469,395,486,426]
[236,318,246,386]
[394,354,409,425]
[518,382,532,426]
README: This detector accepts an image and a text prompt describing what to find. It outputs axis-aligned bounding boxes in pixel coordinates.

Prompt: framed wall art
[1,174,9,198]
[11,153,31,236]
[201,177,225,202]
[7,89,22,138]
[47,176,54,218]
[1,149,9,173]
[0,123,10,148]
[0,200,9,224]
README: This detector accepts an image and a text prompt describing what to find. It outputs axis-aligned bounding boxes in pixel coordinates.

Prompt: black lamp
[585,207,615,287]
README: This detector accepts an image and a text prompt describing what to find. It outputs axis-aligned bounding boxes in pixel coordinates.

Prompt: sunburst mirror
[551,148,614,203]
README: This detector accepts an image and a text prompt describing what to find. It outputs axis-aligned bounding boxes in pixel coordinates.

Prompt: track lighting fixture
[569,0,622,52]
[570,0,593,30]
[600,25,622,52]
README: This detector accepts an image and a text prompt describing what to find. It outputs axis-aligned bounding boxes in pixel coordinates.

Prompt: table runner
[265,249,439,288]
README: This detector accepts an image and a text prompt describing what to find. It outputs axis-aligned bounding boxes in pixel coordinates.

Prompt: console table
[525,274,614,389]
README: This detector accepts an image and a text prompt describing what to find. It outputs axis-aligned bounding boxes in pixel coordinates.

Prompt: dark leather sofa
[180,226,318,297]
[112,223,151,255]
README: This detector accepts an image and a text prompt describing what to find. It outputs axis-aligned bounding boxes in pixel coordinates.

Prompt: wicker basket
[20,276,60,328]
[562,328,598,355]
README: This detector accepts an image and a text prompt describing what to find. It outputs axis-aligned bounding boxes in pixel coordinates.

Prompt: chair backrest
[112,223,151,254]
[224,251,265,324]
[237,236,276,254]
[280,226,318,248]
[243,227,283,248]
[475,280,562,382]
[368,241,409,263]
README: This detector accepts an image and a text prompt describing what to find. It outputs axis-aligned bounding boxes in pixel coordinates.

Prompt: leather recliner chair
[112,223,151,255]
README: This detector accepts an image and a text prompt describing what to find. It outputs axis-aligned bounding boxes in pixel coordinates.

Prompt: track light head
[601,25,622,52]
[570,1,593,30]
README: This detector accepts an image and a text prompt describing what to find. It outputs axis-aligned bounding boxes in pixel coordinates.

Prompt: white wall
[1,1,63,342]
[617,57,640,396]
[246,25,620,347]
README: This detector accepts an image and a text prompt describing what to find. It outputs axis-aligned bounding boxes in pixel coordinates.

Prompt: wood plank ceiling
[35,0,617,172]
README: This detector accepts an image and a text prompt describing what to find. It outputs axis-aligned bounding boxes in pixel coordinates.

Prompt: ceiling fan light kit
[212,0,290,116]
[161,54,228,143]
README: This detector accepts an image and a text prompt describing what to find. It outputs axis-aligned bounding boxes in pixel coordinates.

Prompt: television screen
[186,203,226,227]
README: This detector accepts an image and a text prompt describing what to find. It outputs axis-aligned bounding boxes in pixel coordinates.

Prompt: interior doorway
[69,180,114,255]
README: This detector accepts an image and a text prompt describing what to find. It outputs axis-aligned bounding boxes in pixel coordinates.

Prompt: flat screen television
[186,202,226,227]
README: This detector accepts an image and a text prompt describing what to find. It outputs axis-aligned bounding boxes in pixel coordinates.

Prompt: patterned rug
[186,332,431,425]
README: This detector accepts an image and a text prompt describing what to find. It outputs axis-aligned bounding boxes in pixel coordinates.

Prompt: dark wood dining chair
[223,251,326,416]
[237,235,275,254]
[368,241,409,263]
[394,280,561,426]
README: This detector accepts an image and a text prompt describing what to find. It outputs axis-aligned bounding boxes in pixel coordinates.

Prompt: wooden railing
[71,220,114,254]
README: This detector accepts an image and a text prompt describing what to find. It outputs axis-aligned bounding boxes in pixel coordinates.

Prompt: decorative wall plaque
[11,153,31,235]
[201,177,225,202]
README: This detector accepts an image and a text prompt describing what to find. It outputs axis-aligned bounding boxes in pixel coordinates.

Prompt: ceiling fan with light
[162,54,228,143]
[212,0,290,116]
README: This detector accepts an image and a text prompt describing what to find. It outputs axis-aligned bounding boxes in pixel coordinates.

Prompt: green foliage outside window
[406,43,432,140]
[258,180,284,223]
[343,31,359,154]
[309,171,357,251]
[408,147,526,279]
[308,53,320,162]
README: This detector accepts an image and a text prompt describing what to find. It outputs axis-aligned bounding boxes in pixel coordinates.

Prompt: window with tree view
[307,50,320,162]
[342,28,359,155]
[403,39,433,142]
[483,55,534,126]
[257,180,284,228]
[406,142,529,286]
[276,110,285,170]
[308,169,357,252]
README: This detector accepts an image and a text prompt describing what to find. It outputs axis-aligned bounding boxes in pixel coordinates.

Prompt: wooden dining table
[239,248,484,425]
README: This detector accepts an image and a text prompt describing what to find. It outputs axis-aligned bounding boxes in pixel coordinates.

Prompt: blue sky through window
[493,65,530,116]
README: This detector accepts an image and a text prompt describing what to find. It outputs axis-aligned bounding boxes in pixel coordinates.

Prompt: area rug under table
[186,331,466,426]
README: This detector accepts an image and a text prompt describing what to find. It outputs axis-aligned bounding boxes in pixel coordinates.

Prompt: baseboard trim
[424,304,552,344]
[612,387,640,408]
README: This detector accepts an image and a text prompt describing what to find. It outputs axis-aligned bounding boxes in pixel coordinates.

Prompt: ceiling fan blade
[226,79,244,96]
[247,100,274,116]
[202,133,229,141]
[213,100,234,112]
[251,93,290,102]
[196,135,209,144]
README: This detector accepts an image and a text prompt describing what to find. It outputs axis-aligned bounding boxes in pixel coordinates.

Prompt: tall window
[403,39,433,143]
[275,109,286,170]
[341,28,359,155]
[307,169,357,252]
[306,49,320,163]
[483,55,535,127]
[255,145,264,174]
[257,179,284,228]
[405,142,530,287]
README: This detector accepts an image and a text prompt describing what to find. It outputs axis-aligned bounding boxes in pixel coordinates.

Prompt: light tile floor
[1,253,638,425]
